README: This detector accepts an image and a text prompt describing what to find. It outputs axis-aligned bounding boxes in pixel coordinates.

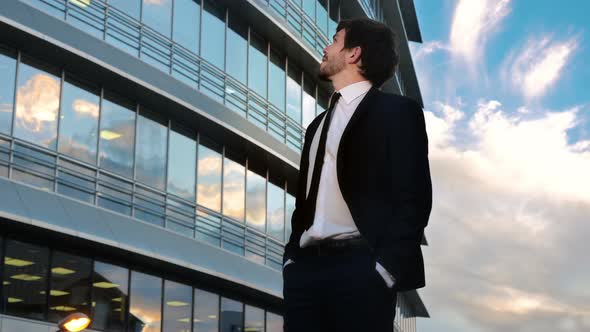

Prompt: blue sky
[409,1,590,331]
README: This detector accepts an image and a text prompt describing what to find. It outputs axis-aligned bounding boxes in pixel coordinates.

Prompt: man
[282,18,432,332]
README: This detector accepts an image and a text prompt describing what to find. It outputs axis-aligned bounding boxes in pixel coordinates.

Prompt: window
[108,0,140,19]
[222,151,245,222]
[197,140,222,212]
[167,126,196,201]
[129,271,162,332]
[246,168,266,232]
[268,49,285,113]
[302,73,316,128]
[193,288,219,332]
[245,304,265,332]
[317,0,329,37]
[285,193,295,241]
[2,240,49,320]
[173,0,201,53]
[267,181,285,241]
[98,93,136,178]
[286,63,302,124]
[202,0,225,70]
[142,0,173,37]
[266,312,283,332]
[48,251,92,322]
[0,48,16,134]
[248,31,267,98]
[163,280,192,332]
[220,297,243,332]
[14,57,60,150]
[226,13,248,85]
[58,76,100,164]
[135,108,168,190]
[91,261,129,331]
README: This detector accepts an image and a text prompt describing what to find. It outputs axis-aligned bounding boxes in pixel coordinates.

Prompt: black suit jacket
[283,85,432,292]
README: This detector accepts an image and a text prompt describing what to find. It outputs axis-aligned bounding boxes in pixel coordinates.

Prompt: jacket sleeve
[375,98,432,288]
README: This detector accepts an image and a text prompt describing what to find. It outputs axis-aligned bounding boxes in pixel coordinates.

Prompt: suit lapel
[336,85,380,178]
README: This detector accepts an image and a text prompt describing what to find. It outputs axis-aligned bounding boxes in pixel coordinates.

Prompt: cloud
[449,0,511,64]
[418,100,590,331]
[501,35,579,100]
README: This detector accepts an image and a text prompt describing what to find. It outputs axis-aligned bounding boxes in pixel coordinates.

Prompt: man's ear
[349,46,362,64]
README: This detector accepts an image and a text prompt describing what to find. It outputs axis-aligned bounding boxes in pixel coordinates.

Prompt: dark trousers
[282,245,398,332]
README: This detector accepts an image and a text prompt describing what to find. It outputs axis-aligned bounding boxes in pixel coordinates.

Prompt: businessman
[282,17,432,332]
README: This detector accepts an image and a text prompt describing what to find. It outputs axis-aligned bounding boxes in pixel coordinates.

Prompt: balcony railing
[0,135,287,271]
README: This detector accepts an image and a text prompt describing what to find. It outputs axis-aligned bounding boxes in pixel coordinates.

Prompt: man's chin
[317,71,332,82]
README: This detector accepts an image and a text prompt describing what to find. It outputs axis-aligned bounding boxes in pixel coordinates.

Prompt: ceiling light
[92,282,119,288]
[52,267,76,275]
[8,297,23,303]
[11,274,42,281]
[5,257,35,267]
[166,301,189,307]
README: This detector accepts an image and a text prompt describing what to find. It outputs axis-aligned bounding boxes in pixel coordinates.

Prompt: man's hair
[336,18,399,88]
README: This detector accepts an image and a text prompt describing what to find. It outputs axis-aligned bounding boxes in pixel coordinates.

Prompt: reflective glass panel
[91,261,129,332]
[129,271,162,332]
[173,0,201,53]
[317,89,329,117]
[193,288,218,332]
[246,168,265,232]
[202,0,225,70]
[226,13,248,85]
[197,142,222,212]
[329,1,339,39]
[285,193,295,241]
[302,74,316,128]
[222,154,245,222]
[48,251,92,322]
[268,49,285,113]
[98,95,135,178]
[108,0,141,19]
[168,127,196,201]
[14,58,60,149]
[317,0,329,36]
[220,297,243,332]
[286,63,301,124]
[248,32,267,98]
[303,0,315,20]
[267,181,285,241]
[142,0,172,37]
[163,280,192,332]
[0,49,16,134]
[244,305,264,332]
[136,109,167,190]
[265,312,283,332]
[2,240,49,320]
[58,76,100,164]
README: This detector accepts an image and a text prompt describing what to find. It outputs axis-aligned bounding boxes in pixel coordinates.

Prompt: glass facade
[0,236,284,332]
[18,0,346,153]
[0,47,296,271]
[0,0,425,330]
[0,48,16,135]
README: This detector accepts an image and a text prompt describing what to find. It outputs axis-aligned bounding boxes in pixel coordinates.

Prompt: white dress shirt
[283,80,395,288]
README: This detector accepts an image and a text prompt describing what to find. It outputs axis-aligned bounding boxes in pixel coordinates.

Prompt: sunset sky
[410,1,590,331]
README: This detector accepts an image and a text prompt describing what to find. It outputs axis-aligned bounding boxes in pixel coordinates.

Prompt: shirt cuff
[375,261,395,288]
[283,258,294,269]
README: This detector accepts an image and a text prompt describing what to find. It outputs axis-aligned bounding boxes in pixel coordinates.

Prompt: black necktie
[302,91,341,231]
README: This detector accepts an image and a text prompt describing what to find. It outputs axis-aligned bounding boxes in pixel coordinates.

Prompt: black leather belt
[297,236,371,257]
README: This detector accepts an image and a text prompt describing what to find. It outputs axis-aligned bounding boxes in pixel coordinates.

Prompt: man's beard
[318,57,344,82]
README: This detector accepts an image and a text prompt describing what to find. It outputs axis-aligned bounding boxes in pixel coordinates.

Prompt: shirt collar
[336,80,373,105]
